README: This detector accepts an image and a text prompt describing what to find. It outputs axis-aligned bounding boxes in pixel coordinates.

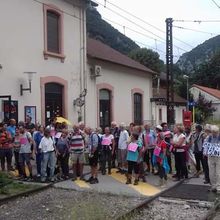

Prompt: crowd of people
[0,116,220,192]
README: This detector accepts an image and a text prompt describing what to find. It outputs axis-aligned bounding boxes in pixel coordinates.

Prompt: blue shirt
[126,140,142,162]
[7,125,16,138]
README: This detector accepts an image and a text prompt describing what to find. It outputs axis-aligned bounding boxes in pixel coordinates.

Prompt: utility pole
[166,18,175,126]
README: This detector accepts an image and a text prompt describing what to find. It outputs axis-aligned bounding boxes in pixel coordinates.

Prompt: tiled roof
[153,88,186,103]
[192,84,220,100]
[87,38,156,74]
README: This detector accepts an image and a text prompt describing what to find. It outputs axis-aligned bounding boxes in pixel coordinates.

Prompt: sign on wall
[3,100,18,123]
[24,106,36,124]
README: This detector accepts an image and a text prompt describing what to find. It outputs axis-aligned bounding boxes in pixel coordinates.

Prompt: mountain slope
[86,8,140,55]
[176,35,220,74]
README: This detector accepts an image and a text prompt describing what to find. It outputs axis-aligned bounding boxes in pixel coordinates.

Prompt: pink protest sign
[127,143,138,152]
[20,137,28,145]
[101,138,111,146]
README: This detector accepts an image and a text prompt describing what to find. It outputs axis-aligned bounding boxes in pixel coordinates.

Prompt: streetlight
[183,74,189,111]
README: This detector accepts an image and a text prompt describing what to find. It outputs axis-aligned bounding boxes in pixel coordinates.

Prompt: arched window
[134,93,142,125]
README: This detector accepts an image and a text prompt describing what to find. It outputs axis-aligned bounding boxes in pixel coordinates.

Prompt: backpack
[91,133,102,152]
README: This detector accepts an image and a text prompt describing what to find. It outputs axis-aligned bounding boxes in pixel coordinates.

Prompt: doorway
[99,89,111,129]
[45,83,63,125]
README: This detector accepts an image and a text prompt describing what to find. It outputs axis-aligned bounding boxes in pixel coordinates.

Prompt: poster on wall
[3,100,18,123]
[24,106,36,124]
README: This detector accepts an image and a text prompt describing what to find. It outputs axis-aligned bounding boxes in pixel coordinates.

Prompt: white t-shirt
[39,137,54,153]
[118,130,129,150]
[173,133,186,152]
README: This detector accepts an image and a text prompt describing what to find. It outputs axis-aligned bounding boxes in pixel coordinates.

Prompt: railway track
[116,178,216,220]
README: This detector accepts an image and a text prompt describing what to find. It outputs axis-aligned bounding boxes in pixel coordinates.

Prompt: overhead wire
[173,25,216,35]
[95,0,194,49]
[211,0,220,8]
[94,0,190,52]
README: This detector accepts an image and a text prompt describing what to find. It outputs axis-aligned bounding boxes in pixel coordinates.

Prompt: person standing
[153,132,170,187]
[34,125,44,177]
[56,129,69,179]
[191,124,209,183]
[69,125,85,181]
[19,125,34,180]
[39,128,56,182]
[126,132,142,185]
[118,123,129,174]
[171,124,188,181]
[110,121,120,168]
[85,127,99,184]
[101,127,115,175]
[13,128,22,176]
[203,125,220,193]
[0,123,13,171]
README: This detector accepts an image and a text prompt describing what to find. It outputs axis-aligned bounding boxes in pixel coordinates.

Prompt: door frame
[40,76,68,125]
[97,83,114,128]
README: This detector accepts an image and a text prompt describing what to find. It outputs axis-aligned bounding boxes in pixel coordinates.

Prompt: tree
[193,50,220,89]
[194,93,216,123]
[128,48,164,73]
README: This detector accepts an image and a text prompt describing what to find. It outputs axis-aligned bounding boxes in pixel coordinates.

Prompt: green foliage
[194,93,216,123]
[128,48,164,73]
[192,51,220,89]
[86,8,139,55]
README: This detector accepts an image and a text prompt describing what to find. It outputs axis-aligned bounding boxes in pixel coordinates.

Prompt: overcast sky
[94,0,220,62]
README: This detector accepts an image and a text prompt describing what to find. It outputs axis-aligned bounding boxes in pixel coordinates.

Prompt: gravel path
[0,187,145,220]
[132,199,210,220]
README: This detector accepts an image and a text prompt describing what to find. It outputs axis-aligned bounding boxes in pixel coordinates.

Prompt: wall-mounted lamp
[20,72,36,96]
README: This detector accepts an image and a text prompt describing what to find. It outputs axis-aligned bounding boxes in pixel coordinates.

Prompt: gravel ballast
[132,198,210,220]
[0,187,144,220]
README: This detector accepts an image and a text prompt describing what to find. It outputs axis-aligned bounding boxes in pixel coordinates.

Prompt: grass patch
[0,172,40,198]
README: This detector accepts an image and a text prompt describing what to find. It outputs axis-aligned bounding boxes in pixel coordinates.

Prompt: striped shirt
[69,132,84,154]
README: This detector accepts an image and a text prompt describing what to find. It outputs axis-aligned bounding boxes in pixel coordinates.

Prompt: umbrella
[56,116,71,125]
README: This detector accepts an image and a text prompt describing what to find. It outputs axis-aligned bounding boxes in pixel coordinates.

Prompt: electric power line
[211,0,220,8]
[174,19,220,23]
[173,25,216,35]
[94,0,191,51]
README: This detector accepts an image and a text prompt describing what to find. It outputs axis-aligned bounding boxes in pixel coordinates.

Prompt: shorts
[19,153,31,164]
[70,152,85,164]
[88,150,99,167]
[117,149,127,164]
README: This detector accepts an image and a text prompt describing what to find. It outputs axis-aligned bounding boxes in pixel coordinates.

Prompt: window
[47,11,60,53]
[43,4,65,62]
[159,108,162,121]
[134,93,142,125]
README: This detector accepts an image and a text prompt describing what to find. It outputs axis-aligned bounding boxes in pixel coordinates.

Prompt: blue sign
[188,101,195,106]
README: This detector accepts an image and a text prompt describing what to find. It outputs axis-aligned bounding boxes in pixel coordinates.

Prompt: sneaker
[204,180,210,184]
[133,179,138,185]
[36,174,41,178]
[90,178,98,184]
[86,176,93,182]
[80,176,86,181]
[72,176,77,181]
[126,179,132,184]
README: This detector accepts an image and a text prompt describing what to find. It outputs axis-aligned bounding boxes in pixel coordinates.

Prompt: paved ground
[54,166,182,197]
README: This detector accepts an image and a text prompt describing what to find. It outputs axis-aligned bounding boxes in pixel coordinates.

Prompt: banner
[203,142,220,157]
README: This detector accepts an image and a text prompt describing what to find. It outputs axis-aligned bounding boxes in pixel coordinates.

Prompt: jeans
[41,151,56,180]
[0,148,13,171]
[100,146,112,174]
[36,152,42,175]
